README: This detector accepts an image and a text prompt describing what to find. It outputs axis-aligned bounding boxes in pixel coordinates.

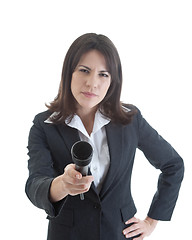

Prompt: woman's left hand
[123,216,158,239]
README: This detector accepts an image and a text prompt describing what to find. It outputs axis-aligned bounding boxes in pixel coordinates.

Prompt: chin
[78,102,99,111]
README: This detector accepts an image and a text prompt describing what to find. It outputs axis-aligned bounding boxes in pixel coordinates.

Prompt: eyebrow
[78,65,109,73]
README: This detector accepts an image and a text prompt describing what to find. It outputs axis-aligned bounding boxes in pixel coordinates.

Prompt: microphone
[71,141,93,200]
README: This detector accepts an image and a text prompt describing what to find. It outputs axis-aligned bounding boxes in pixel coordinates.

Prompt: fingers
[125,216,139,225]
[63,164,94,196]
[123,228,142,239]
[64,164,94,184]
[64,164,82,179]
[123,216,156,239]
[123,221,141,239]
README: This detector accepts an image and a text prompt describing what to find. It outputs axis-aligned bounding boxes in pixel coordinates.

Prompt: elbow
[161,156,185,185]
[172,156,185,184]
[171,157,185,184]
[178,157,185,182]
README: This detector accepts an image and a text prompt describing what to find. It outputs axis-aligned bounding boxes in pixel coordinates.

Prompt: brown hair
[46,33,137,124]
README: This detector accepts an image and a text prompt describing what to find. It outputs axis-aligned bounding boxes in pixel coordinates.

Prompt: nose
[85,72,99,88]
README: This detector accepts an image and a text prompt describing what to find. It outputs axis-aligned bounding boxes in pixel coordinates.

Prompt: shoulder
[122,103,137,112]
[29,111,58,140]
[118,104,146,133]
[33,110,53,125]
[121,103,141,122]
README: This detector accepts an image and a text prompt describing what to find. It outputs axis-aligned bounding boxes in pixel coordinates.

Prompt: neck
[77,107,97,135]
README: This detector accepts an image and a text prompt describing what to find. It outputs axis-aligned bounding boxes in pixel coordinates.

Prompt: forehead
[78,50,108,69]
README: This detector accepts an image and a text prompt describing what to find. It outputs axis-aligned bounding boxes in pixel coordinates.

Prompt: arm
[25,113,93,217]
[25,114,56,217]
[136,109,184,220]
[123,109,184,239]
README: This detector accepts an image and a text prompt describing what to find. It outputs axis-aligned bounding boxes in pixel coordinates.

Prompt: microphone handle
[75,165,89,176]
[75,165,89,200]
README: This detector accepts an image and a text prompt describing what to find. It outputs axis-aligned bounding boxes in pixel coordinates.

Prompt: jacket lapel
[99,122,123,199]
[56,124,80,154]
[55,122,124,200]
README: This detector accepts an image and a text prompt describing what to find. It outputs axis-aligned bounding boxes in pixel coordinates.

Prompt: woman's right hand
[49,163,94,202]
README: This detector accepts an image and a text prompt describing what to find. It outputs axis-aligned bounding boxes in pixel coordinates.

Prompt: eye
[99,73,109,78]
[79,68,89,74]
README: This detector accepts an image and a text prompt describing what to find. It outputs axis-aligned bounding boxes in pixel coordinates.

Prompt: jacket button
[94,203,100,209]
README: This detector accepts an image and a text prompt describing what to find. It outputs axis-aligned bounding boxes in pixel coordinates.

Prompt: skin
[71,49,111,135]
[49,50,158,239]
[123,216,158,239]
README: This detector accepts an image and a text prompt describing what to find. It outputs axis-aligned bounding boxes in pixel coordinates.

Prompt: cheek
[102,81,111,94]
[71,73,85,88]
[70,78,75,95]
[71,74,80,93]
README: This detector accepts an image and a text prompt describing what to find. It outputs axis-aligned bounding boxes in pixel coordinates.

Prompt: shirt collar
[44,110,110,137]
[92,110,110,134]
[44,112,58,124]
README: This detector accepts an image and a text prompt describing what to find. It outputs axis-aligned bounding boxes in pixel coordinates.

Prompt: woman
[25,33,184,240]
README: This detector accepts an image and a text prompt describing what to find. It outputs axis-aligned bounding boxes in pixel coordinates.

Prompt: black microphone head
[71,141,93,167]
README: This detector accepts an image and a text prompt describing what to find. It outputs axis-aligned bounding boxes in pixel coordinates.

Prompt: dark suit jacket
[25,108,184,240]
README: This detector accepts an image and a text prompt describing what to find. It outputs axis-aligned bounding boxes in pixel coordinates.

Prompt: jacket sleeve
[136,109,184,221]
[25,113,56,217]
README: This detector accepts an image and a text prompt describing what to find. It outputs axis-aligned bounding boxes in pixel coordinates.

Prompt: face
[71,50,111,115]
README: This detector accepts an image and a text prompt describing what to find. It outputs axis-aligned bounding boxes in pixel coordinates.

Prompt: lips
[82,92,98,98]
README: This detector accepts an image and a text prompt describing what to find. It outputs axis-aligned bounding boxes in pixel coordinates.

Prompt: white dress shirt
[45,110,111,193]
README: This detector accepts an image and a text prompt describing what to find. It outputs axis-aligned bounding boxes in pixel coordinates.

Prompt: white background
[0,0,191,239]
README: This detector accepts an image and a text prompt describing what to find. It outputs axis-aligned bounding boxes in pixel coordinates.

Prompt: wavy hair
[46,33,137,124]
